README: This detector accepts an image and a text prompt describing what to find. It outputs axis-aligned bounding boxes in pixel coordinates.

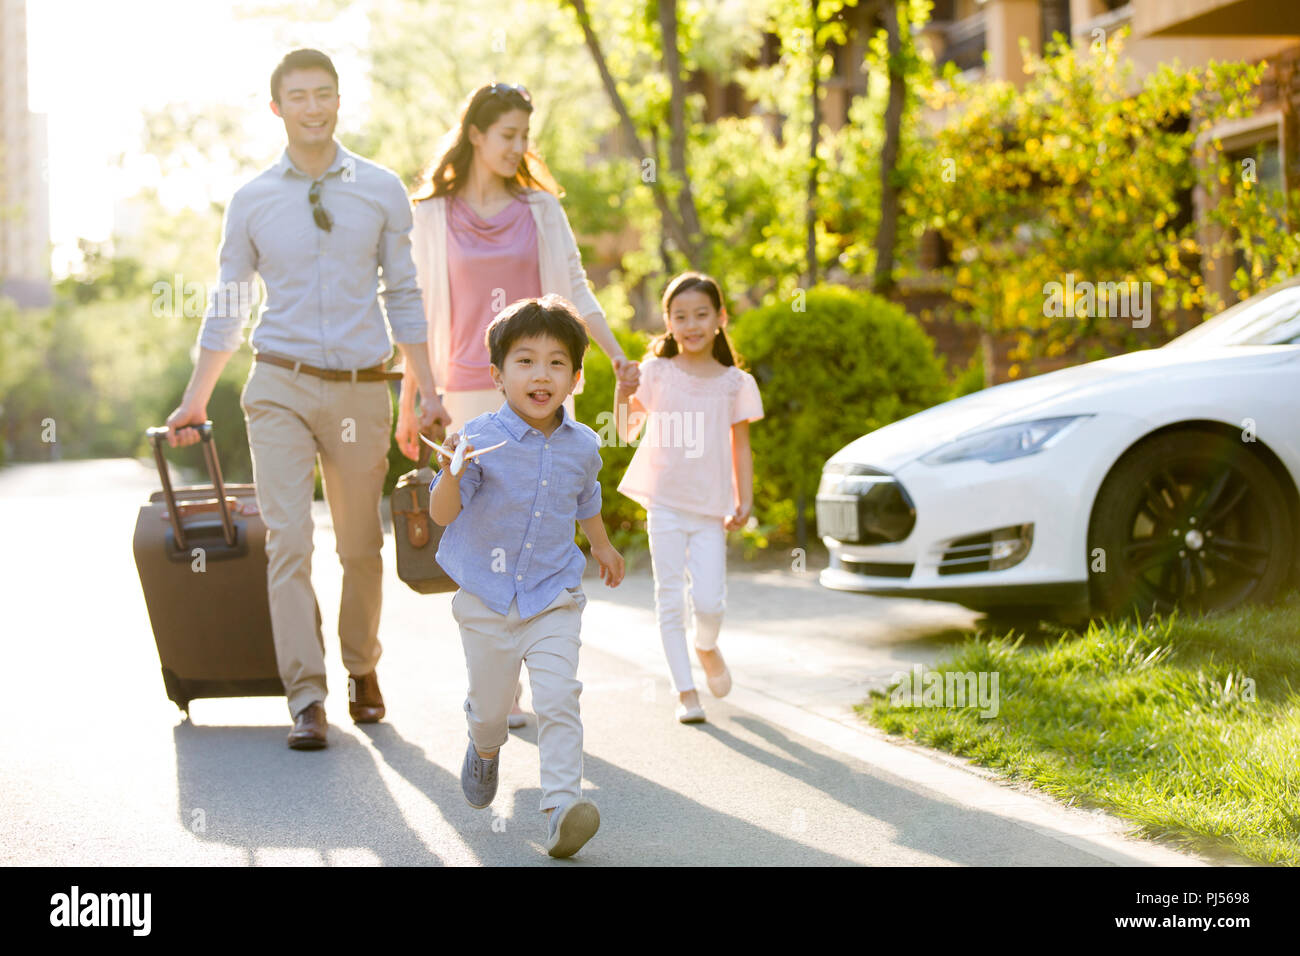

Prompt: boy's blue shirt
[431,400,603,618]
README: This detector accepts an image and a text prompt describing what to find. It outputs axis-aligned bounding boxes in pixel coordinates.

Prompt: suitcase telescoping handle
[145,421,237,551]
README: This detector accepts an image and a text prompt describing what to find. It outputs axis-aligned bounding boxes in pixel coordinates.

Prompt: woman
[396,81,637,455]
[397,82,636,727]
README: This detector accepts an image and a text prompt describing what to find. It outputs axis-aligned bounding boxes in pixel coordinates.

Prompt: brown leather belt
[255,353,404,382]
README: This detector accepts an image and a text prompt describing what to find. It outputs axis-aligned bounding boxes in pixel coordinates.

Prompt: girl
[396,81,639,727]
[615,272,763,724]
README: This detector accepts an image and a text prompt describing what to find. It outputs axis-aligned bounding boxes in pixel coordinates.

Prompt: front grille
[938,524,1033,576]
[815,466,916,544]
[841,557,914,578]
[938,533,995,575]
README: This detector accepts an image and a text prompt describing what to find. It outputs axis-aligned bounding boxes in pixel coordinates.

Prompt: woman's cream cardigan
[410,188,605,393]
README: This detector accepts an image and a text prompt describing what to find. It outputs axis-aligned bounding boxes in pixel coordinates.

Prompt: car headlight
[817,462,890,496]
[919,415,1091,465]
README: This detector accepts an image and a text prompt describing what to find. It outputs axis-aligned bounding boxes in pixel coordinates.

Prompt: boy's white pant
[647,505,726,694]
[452,586,587,812]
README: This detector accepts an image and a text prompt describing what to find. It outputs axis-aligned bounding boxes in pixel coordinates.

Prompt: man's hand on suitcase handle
[164,347,231,448]
[163,402,210,448]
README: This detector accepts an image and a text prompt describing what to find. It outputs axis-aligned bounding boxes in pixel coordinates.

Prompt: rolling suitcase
[390,423,458,594]
[133,421,284,712]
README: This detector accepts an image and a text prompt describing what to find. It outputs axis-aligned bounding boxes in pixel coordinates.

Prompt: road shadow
[173,720,451,865]
[494,723,861,866]
[364,721,860,866]
[686,713,1158,866]
[356,721,524,862]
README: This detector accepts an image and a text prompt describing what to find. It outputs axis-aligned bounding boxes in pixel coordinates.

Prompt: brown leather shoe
[348,671,385,724]
[287,701,328,750]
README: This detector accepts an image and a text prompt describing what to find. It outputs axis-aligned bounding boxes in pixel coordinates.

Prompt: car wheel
[1088,430,1295,617]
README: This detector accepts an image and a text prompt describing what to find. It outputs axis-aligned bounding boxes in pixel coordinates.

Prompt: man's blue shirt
[432,401,603,618]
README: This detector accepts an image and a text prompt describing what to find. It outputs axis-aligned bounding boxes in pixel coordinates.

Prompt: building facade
[1,0,51,308]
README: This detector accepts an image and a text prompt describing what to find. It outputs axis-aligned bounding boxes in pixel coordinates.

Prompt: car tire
[1088,430,1295,618]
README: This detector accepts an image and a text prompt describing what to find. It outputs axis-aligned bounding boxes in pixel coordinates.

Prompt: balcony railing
[938,12,987,74]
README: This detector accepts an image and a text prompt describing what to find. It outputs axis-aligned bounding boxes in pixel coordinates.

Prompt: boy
[429,295,625,858]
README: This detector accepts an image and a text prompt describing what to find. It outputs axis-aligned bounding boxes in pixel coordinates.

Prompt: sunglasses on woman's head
[308,179,333,232]
[485,82,531,105]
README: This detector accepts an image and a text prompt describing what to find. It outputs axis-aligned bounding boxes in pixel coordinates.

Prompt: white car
[817,278,1300,621]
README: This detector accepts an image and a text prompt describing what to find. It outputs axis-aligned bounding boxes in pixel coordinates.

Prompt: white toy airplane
[419,431,507,476]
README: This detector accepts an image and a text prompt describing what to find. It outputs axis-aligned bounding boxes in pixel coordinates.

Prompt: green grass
[861,591,1300,865]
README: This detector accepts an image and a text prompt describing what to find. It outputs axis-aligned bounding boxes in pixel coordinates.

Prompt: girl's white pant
[647,505,726,693]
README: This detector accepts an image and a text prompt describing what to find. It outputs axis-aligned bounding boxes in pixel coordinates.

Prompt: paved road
[0,459,1209,865]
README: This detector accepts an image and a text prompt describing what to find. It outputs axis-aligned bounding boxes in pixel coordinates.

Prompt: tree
[564,0,703,266]
[55,240,145,304]
[907,30,1267,379]
[1196,58,1300,308]
[871,0,906,294]
[355,0,925,322]
[806,0,822,286]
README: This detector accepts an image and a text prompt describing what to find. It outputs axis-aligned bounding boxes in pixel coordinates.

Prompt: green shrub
[728,285,952,543]
[951,354,986,397]
[0,293,212,468]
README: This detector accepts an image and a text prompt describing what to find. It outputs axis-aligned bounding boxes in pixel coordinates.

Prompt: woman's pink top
[617,356,764,518]
[445,196,542,391]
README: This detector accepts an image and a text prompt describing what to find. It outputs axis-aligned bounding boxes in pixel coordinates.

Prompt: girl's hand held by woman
[613,356,640,391]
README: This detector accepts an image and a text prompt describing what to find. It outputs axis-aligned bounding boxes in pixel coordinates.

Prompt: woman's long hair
[650,271,740,367]
[412,83,562,201]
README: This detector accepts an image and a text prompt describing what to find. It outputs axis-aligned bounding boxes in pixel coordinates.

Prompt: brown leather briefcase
[133,422,284,712]
[390,424,457,594]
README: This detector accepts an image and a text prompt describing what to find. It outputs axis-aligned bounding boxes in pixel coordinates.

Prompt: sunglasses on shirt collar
[308,179,333,232]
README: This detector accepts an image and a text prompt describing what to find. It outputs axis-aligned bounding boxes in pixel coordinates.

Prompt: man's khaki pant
[240,360,393,719]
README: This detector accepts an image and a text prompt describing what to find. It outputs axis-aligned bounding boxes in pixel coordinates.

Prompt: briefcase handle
[145,421,237,551]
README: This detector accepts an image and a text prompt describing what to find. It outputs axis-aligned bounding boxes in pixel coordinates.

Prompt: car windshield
[1166,279,1300,347]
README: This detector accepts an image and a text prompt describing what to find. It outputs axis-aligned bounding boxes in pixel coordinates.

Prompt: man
[165,49,447,749]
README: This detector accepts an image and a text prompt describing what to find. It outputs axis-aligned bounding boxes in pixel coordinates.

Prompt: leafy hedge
[727,285,952,542]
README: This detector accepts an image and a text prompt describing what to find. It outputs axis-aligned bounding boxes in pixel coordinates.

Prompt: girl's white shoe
[676,701,707,724]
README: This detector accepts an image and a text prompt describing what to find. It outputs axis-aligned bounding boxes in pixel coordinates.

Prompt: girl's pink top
[617,355,764,518]
[445,196,542,391]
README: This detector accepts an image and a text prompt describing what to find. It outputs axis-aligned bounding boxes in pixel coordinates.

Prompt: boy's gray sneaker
[461,740,499,809]
[545,798,600,858]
